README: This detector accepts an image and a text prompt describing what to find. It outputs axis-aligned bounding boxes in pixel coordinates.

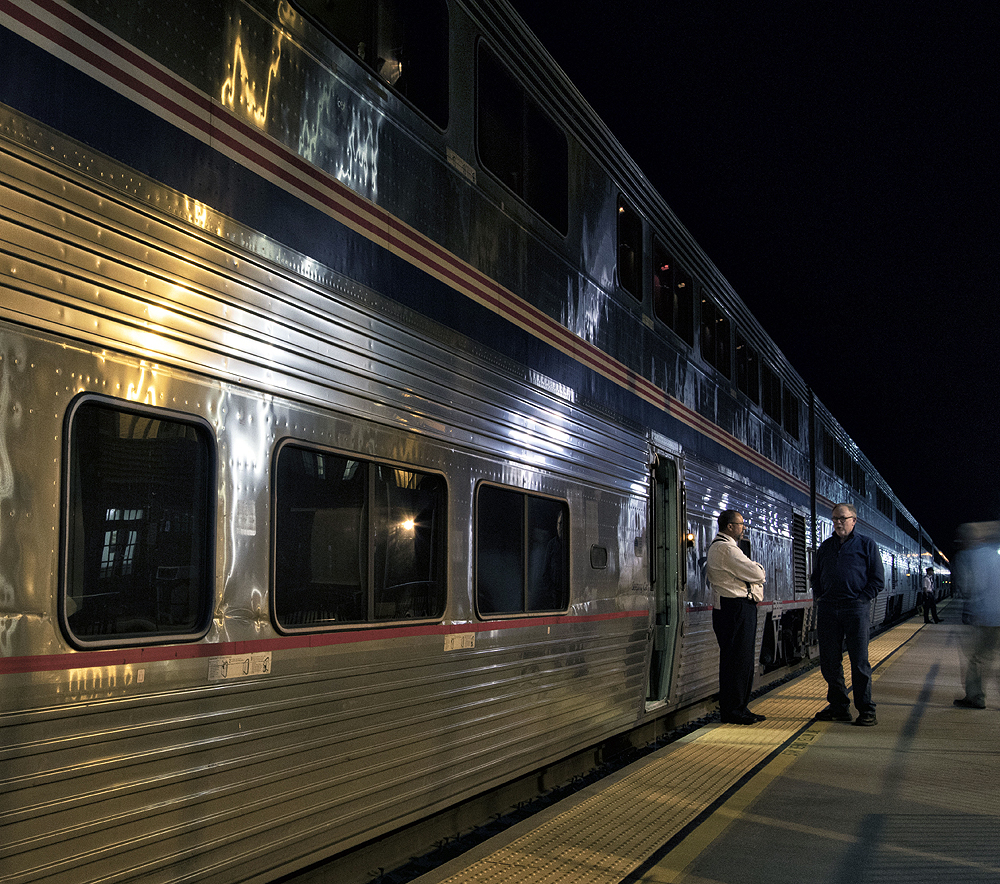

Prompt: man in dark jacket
[811,503,885,726]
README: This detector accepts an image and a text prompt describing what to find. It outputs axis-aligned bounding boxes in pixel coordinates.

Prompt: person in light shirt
[706,509,766,725]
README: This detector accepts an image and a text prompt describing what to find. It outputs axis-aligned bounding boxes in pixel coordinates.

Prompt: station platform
[412,600,1000,884]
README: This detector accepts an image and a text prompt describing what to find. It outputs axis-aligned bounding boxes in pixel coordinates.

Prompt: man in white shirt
[706,509,766,725]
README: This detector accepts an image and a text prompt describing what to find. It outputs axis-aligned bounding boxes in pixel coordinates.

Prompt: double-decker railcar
[0,1,946,882]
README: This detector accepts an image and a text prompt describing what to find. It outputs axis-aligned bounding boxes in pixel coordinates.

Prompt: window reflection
[64,399,214,645]
[274,444,446,628]
[477,485,568,616]
[295,0,449,127]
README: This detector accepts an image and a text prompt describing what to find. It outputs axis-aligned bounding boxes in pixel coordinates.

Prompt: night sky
[508,2,999,559]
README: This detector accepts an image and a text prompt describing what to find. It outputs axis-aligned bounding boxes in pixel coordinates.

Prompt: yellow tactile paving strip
[424,620,925,884]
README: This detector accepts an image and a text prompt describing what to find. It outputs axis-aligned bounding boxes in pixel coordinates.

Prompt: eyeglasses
[832,516,856,524]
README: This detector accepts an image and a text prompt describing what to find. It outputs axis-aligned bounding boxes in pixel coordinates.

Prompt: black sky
[508,1,1000,558]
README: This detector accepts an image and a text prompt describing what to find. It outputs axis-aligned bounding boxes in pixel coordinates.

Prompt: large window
[297,0,449,127]
[761,362,782,424]
[699,295,731,378]
[62,398,215,645]
[735,332,760,403]
[652,240,694,345]
[820,425,867,494]
[477,43,568,233]
[274,443,446,629]
[477,485,568,615]
[782,387,801,440]
[617,197,643,300]
[876,486,894,519]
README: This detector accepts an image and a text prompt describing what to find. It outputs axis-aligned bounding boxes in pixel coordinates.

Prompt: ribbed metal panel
[2,620,648,884]
[0,114,652,883]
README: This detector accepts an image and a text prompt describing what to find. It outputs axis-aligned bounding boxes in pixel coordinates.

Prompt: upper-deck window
[297,0,449,128]
[273,443,447,629]
[477,43,568,233]
[700,295,731,379]
[736,332,760,404]
[617,197,643,301]
[652,240,694,345]
[782,387,801,440]
[761,361,782,424]
[876,485,894,519]
[62,397,215,646]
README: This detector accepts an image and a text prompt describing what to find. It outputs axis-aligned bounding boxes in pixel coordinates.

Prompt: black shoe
[815,706,853,722]
[854,712,877,727]
[720,711,756,725]
[954,697,986,709]
[749,712,766,723]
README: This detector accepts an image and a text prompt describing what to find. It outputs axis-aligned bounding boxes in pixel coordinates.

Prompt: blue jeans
[817,598,874,714]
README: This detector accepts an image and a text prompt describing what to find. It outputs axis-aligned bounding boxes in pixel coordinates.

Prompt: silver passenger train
[0,1,946,882]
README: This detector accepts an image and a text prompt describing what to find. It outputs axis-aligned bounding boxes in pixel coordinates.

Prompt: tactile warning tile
[869,620,923,667]
[431,738,777,883]
[425,621,925,884]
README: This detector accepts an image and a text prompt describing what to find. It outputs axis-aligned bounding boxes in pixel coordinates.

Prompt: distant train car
[0,1,947,882]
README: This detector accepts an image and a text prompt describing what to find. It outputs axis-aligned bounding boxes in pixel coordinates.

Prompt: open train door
[647,454,683,703]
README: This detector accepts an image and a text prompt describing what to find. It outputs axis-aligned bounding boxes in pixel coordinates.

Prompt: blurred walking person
[953,522,1000,709]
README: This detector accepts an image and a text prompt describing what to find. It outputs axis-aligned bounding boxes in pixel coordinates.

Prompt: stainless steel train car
[0,1,947,882]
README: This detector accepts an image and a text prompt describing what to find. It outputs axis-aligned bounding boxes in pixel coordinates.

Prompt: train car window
[477,43,569,233]
[62,398,215,646]
[834,441,847,480]
[273,443,446,629]
[823,427,862,493]
[699,295,731,378]
[476,485,568,616]
[876,485,894,519]
[896,509,918,541]
[295,0,449,128]
[821,425,835,469]
[652,240,694,345]
[761,361,782,424]
[853,462,867,495]
[782,387,801,439]
[617,198,643,300]
[735,332,760,404]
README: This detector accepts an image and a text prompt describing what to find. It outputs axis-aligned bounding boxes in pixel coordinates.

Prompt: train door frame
[646,453,683,706]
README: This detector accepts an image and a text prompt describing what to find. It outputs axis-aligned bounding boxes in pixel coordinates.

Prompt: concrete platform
[413,599,1000,884]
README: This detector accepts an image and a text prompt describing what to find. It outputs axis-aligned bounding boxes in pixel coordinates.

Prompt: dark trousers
[817,598,875,714]
[712,596,758,716]
[924,594,940,623]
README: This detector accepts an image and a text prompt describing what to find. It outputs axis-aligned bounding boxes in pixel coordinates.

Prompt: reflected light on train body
[220,30,283,129]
